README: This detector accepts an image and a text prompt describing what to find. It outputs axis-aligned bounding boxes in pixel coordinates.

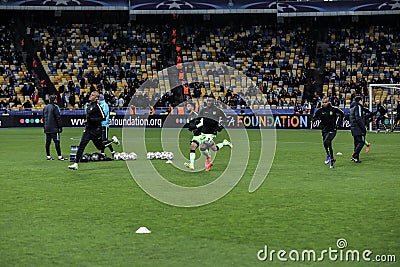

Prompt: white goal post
[368,84,400,132]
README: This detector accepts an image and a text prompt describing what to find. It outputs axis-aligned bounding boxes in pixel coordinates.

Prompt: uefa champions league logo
[378,0,400,10]
[269,1,296,12]
[156,0,194,9]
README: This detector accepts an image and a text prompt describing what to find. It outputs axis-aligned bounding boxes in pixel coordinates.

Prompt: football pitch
[0,128,399,266]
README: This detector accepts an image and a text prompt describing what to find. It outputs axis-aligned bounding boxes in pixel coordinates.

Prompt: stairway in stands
[14,17,55,93]
[312,41,330,96]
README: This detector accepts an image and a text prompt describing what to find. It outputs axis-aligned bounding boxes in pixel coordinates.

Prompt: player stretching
[68,91,116,170]
[312,97,344,168]
[186,97,232,171]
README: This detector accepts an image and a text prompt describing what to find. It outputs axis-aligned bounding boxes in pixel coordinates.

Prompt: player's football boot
[112,136,120,146]
[223,139,233,148]
[205,157,213,171]
[47,156,54,160]
[58,156,67,161]
[351,156,361,163]
[365,143,371,153]
[205,156,211,167]
[324,155,330,164]
[330,158,336,169]
[184,162,194,170]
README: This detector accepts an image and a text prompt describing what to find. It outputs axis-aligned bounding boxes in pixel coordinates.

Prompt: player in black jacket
[349,96,366,163]
[312,97,344,168]
[43,95,66,160]
[361,105,373,152]
[197,97,232,171]
[375,100,388,132]
[69,91,108,170]
[185,98,232,171]
[391,99,400,131]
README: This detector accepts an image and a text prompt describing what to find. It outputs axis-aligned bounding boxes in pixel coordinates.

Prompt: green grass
[0,128,399,266]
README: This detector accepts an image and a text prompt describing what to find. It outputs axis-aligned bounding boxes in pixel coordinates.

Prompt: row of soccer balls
[113,152,137,160]
[146,151,174,160]
[113,151,174,160]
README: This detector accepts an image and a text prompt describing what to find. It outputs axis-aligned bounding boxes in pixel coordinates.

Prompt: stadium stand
[322,25,400,107]
[29,21,318,112]
[1,13,399,114]
[0,24,35,111]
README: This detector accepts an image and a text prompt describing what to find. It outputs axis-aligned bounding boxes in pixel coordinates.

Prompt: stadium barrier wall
[0,114,352,130]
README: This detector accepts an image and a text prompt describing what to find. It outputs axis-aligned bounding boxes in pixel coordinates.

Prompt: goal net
[368,84,400,132]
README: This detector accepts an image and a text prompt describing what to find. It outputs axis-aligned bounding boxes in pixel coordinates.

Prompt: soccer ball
[147,152,155,159]
[91,153,100,161]
[165,151,174,160]
[81,154,89,162]
[120,152,128,160]
[160,151,174,160]
[160,152,168,160]
[113,152,120,160]
[128,152,137,160]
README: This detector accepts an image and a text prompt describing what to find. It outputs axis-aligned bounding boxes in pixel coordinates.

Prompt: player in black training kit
[190,96,232,171]
[375,100,388,133]
[312,97,344,169]
[350,96,366,163]
[361,105,374,152]
[185,99,232,170]
[392,99,400,132]
[68,91,112,170]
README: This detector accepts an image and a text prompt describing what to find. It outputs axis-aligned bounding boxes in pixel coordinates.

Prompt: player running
[185,97,232,171]
[197,96,232,171]
[312,96,344,168]
[184,101,203,170]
